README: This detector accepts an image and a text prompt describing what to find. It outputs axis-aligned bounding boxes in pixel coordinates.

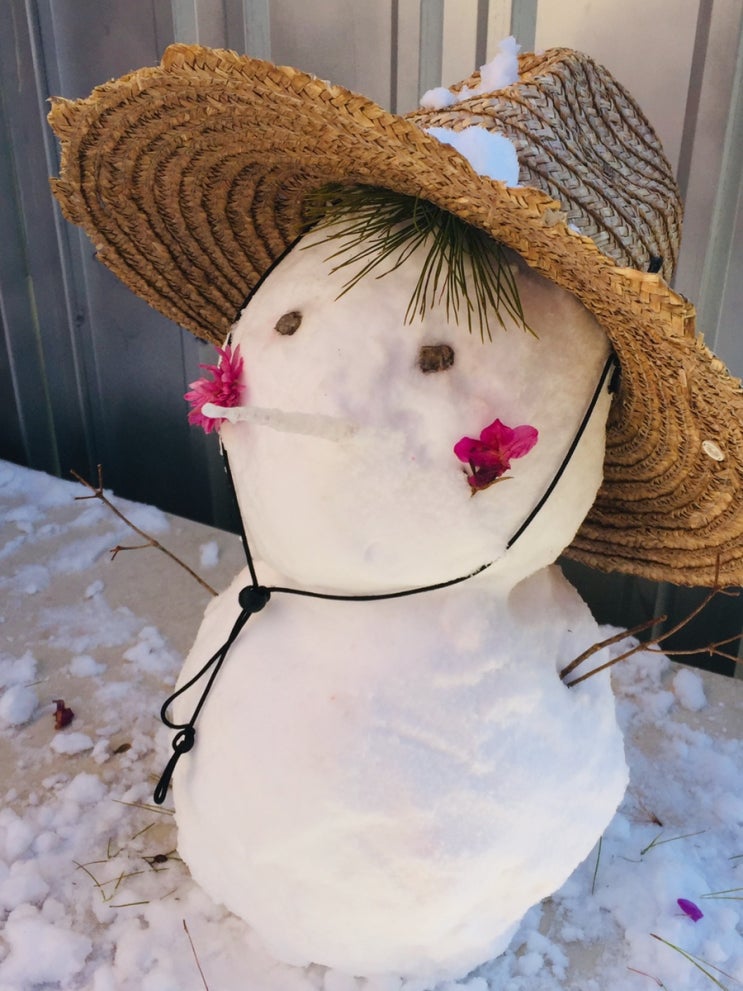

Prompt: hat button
[701,439,725,462]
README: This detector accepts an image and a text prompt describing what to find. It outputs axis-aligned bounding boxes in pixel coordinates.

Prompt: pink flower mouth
[454,418,538,492]
[185,344,245,434]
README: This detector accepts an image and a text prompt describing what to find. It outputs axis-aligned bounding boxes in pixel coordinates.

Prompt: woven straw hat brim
[48,43,743,587]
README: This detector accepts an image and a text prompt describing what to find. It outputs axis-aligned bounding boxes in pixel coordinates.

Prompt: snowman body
[172,229,628,979]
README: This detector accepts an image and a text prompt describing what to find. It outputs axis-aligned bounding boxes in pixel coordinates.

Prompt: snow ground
[0,459,741,990]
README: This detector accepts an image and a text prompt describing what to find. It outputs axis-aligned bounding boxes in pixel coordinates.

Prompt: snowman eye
[275,311,302,336]
[418,344,454,373]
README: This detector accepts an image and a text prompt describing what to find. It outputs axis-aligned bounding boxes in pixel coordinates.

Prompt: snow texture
[424,126,520,185]
[0,460,742,990]
[420,37,520,109]
[199,540,220,568]
[223,230,612,596]
[173,224,624,979]
[0,686,37,728]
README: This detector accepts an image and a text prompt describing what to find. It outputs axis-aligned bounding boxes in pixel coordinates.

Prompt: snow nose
[201,402,359,442]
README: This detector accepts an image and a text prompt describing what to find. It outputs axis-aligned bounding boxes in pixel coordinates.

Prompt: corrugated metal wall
[2,0,742,673]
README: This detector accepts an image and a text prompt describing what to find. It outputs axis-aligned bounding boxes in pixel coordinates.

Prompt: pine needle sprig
[302,185,534,341]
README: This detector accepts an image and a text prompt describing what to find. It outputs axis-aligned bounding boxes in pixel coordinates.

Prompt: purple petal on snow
[677,898,703,922]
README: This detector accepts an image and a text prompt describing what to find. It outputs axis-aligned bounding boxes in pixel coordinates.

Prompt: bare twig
[627,966,669,988]
[70,465,217,597]
[183,919,211,991]
[561,557,741,686]
[559,616,663,683]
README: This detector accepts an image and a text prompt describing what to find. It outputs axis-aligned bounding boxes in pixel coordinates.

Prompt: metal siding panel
[0,311,29,468]
[474,0,489,67]
[395,0,422,112]
[509,0,536,49]
[441,0,477,85]
[714,173,743,371]
[0,0,94,476]
[31,0,230,523]
[228,0,271,57]
[695,20,743,362]
[418,0,444,94]
[171,0,227,46]
[269,0,391,108]
[674,0,742,311]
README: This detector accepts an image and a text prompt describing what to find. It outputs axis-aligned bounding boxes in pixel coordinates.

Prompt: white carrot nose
[201,402,359,442]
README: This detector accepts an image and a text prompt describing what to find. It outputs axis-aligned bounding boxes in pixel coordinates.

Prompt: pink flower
[454,418,538,492]
[184,344,244,434]
[677,898,703,922]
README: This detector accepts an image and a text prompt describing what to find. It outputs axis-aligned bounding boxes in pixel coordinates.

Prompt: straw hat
[48,43,743,587]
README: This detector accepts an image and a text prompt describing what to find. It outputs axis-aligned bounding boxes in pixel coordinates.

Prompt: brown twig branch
[183,919,211,991]
[71,465,218,597]
[559,616,664,683]
[561,557,740,687]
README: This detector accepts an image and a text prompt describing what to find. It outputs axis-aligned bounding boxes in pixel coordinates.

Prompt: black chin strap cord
[153,555,492,803]
[153,353,616,804]
[153,584,270,805]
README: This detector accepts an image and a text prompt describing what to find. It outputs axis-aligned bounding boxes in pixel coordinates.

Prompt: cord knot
[239,585,271,613]
[172,726,195,754]
[154,725,197,805]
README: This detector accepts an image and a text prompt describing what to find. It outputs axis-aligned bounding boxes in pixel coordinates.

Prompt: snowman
[49,39,743,983]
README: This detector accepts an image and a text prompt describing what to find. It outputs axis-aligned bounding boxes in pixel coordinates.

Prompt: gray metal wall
[2,0,742,672]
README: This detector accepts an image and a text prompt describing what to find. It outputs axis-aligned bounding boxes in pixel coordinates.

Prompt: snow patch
[70,654,107,677]
[50,732,94,755]
[0,651,38,688]
[0,905,92,986]
[0,408,741,991]
[0,685,38,728]
[672,666,707,711]
[199,540,220,568]
[123,626,179,676]
[420,36,520,108]
[425,125,520,185]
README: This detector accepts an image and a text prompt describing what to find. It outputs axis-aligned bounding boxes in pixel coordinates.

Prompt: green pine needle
[650,934,738,991]
[302,184,535,341]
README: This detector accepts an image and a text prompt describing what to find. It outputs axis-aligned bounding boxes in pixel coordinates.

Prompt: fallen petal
[677,898,703,922]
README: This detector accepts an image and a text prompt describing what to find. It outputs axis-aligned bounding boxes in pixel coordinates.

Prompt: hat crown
[407,49,683,282]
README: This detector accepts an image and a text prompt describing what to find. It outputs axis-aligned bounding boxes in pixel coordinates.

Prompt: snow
[0,685,37,728]
[160,218,736,982]
[419,38,522,185]
[199,540,220,568]
[0,461,741,989]
[50,731,95,755]
[174,564,627,979]
[419,86,456,110]
[420,37,520,109]
[70,654,107,677]
[424,126,520,185]
[672,667,707,711]
[224,230,612,595]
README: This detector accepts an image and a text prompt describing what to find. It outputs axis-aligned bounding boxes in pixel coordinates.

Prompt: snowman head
[49,43,743,587]
[213,197,612,594]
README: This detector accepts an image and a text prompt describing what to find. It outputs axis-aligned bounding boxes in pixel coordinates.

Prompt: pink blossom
[185,344,244,434]
[454,418,538,492]
[677,898,703,922]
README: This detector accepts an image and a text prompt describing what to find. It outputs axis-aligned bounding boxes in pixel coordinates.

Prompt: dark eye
[275,311,302,335]
[418,344,454,373]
